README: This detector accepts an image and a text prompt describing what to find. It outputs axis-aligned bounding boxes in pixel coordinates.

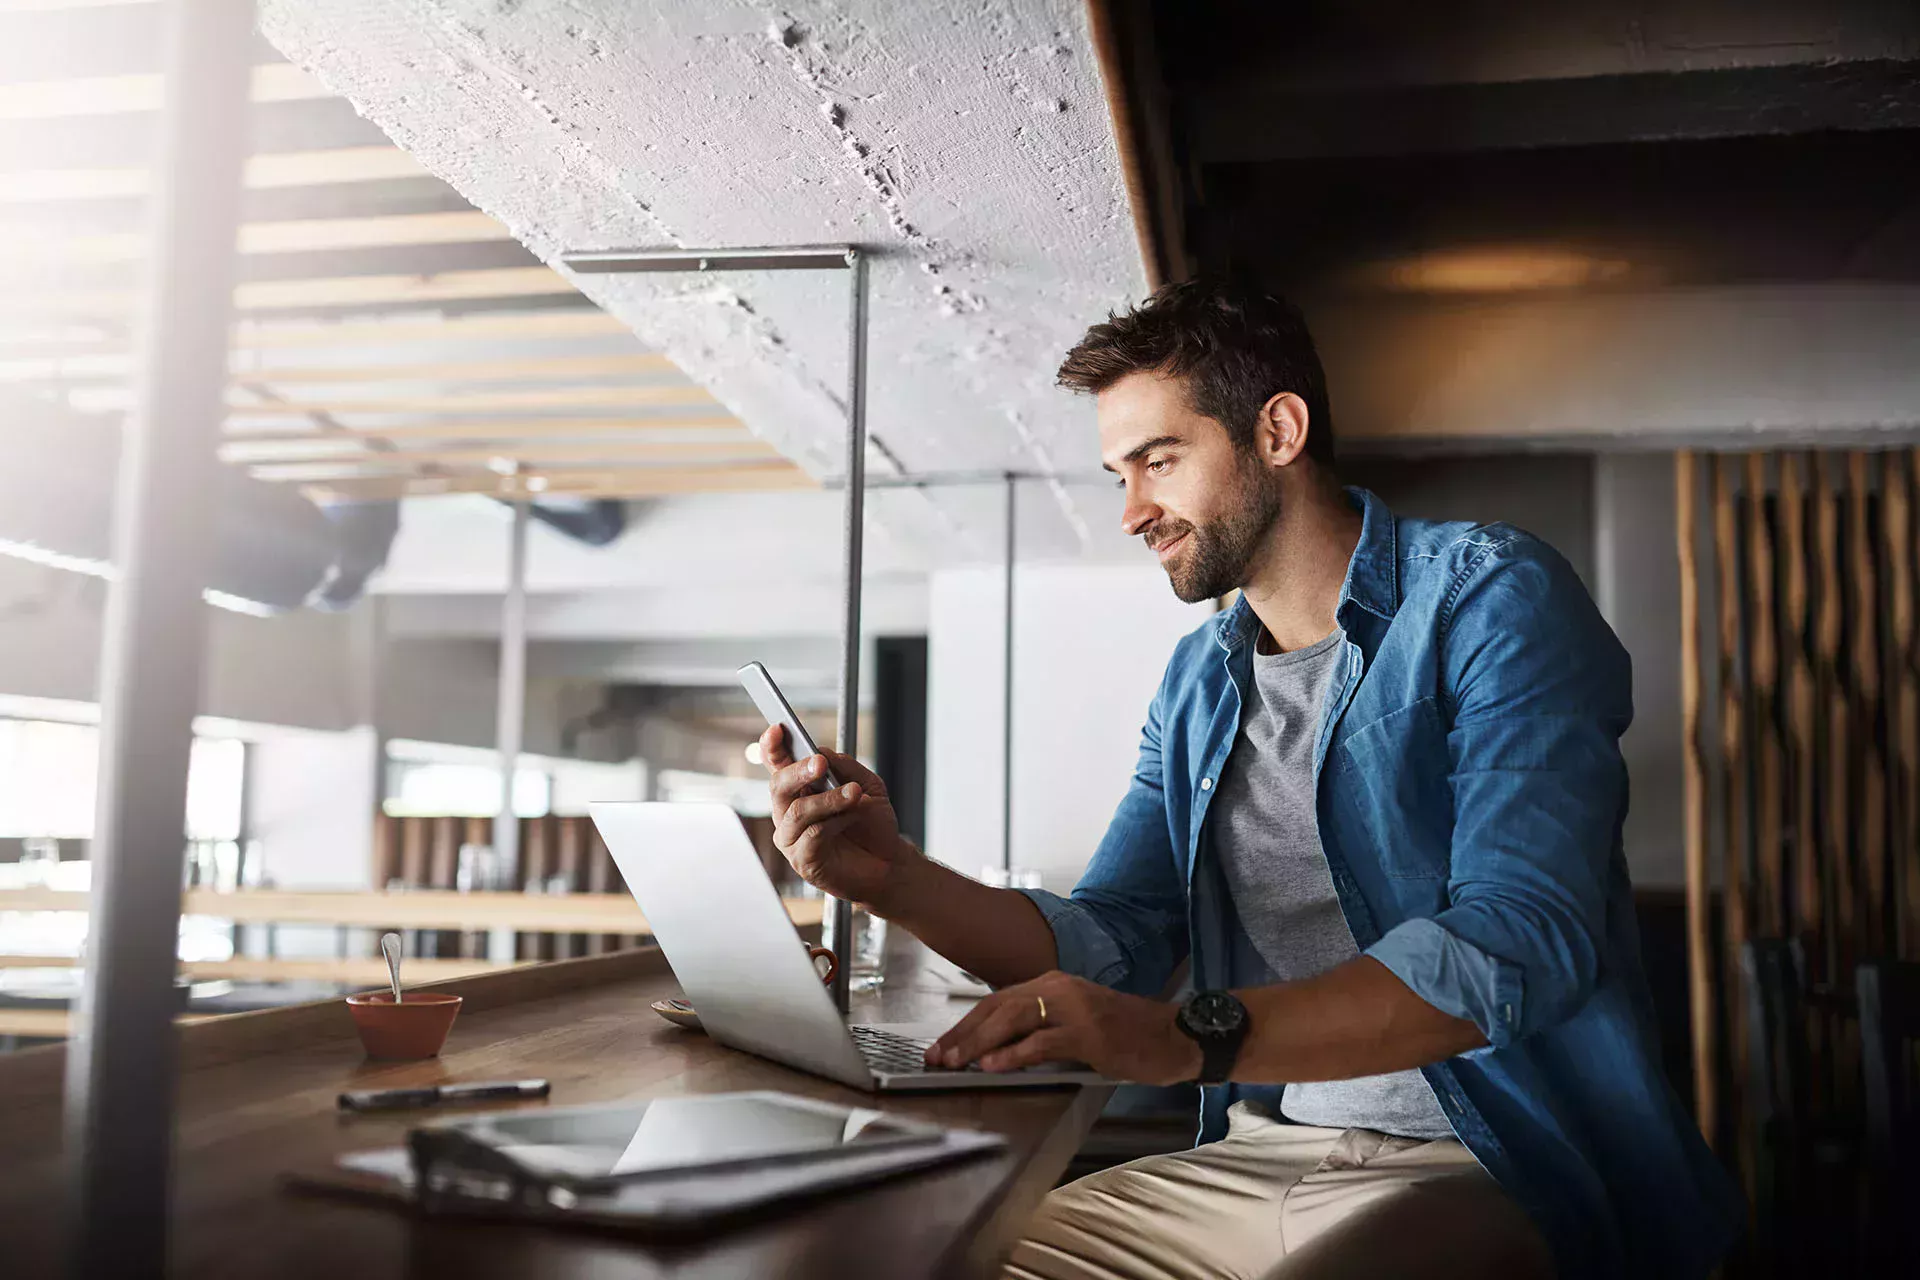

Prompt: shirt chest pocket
[1328,697,1454,881]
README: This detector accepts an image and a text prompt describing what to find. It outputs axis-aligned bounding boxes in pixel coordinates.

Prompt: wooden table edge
[942,1082,1113,1278]
[0,936,833,1107]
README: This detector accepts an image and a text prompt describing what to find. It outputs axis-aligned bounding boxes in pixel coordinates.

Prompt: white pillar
[490,499,530,960]
[64,1,255,1272]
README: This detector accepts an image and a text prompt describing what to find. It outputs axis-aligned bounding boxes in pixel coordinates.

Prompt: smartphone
[738,661,841,794]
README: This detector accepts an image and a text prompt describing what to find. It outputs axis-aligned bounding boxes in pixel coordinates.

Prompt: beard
[1146,465,1282,603]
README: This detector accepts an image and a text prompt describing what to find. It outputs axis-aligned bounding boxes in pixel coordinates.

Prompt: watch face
[1184,991,1245,1036]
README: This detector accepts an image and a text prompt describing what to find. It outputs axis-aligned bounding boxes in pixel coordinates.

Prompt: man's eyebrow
[1100,435,1184,474]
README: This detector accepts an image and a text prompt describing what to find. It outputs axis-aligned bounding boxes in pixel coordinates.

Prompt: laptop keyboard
[849,1025,979,1076]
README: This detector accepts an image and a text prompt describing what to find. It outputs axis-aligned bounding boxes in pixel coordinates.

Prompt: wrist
[865,837,932,919]
[1166,1004,1204,1083]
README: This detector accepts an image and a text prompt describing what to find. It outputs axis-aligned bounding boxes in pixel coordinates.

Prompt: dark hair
[1056,277,1334,465]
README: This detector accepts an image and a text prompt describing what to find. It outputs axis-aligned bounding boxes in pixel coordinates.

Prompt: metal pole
[63,1,254,1273]
[826,249,870,1014]
[1002,473,1017,875]
[550,241,870,1008]
[490,498,530,962]
[563,245,859,273]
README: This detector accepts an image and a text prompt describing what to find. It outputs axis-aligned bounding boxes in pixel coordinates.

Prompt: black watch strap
[1177,990,1250,1085]
[1196,1036,1238,1085]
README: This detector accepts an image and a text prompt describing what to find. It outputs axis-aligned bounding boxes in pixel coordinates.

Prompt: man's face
[1097,371,1281,603]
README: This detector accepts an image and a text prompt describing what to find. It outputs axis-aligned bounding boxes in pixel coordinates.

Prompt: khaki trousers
[1005,1102,1553,1280]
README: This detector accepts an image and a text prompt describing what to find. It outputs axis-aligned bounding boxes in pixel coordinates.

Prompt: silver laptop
[590,801,1105,1092]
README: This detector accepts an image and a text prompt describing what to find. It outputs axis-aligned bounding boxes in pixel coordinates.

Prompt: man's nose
[1121,488,1161,538]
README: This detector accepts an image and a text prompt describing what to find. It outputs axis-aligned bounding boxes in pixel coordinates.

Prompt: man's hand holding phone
[747,661,1058,988]
[761,725,922,912]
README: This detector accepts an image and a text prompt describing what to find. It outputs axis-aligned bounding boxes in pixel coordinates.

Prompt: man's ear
[1253,392,1312,469]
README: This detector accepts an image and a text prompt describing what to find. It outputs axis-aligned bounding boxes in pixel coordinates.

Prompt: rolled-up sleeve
[1367,540,1630,1049]
[1013,674,1190,999]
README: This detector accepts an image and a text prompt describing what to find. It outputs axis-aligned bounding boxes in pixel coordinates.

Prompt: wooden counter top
[0,887,826,936]
[0,936,1108,1280]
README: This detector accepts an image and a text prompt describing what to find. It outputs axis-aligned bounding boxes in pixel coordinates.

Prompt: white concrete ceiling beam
[256,0,1148,562]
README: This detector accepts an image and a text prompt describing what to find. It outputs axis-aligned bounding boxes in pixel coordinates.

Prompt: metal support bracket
[1002,473,1018,875]
[558,244,868,1013]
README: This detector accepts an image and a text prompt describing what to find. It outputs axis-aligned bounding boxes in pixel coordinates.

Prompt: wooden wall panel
[369,812,400,890]
[1891,451,1920,956]
[1676,451,1716,1138]
[1812,453,1851,981]
[1779,455,1821,955]
[426,816,461,957]
[554,817,586,961]
[1687,445,1920,1207]
[1712,453,1751,1154]
[1746,453,1785,940]
[1847,453,1889,960]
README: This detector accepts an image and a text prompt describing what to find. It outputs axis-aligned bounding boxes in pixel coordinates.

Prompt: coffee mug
[804,944,838,985]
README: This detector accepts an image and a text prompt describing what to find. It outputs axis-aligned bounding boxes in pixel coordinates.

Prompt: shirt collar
[1337,486,1399,623]
[1213,485,1398,651]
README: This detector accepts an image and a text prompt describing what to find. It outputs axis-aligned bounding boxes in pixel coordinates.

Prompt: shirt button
[1200,778,1213,790]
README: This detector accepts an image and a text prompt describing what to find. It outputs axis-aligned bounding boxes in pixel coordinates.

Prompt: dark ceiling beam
[1086,0,1190,287]
[1189,57,1920,164]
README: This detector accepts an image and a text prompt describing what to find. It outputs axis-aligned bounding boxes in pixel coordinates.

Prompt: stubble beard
[1154,465,1283,604]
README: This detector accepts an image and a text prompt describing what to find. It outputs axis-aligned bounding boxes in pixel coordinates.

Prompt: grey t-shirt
[1211,628,1454,1140]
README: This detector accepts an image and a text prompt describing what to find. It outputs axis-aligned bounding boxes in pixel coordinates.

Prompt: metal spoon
[380,932,404,1004]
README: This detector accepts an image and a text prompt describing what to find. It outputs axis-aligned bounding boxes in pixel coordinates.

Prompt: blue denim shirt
[1018,488,1741,1279]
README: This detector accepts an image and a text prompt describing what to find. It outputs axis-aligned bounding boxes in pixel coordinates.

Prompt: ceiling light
[0,538,285,616]
[743,741,764,766]
[1349,247,1636,294]
[0,536,111,580]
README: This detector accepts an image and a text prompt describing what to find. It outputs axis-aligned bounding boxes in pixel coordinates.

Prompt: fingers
[764,740,889,818]
[928,982,1046,1068]
[979,1028,1076,1073]
[787,808,859,874]
[819,752,886,796]
[773,780,864,852]
[926,984,1014,1064]
[760,725,793,771]
[769,753,836,814]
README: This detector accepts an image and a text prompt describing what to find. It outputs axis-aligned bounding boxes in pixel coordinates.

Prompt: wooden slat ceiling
[0,19,808,503]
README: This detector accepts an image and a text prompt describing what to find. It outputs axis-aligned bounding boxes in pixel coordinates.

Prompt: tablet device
[423,1091,942,1189]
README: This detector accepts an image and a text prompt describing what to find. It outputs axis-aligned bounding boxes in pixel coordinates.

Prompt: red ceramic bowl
[345,991,462,1059]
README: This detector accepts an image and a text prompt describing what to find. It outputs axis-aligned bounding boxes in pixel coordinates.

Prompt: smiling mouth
[1152,532,1188,560]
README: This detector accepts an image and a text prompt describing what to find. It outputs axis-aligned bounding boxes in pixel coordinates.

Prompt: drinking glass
[456,844,501,893]
[849,905,888,991]
[18,837,58,887]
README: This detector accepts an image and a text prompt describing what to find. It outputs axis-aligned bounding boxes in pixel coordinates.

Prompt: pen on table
[337,1079,551,1112]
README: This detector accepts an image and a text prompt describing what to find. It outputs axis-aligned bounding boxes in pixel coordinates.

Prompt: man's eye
[1147,458,1171,475]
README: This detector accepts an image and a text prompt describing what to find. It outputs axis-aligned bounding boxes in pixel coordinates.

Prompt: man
[761,278,1741,1278]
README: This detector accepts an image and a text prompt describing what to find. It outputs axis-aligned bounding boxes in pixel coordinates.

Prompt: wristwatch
[1175,990,1250,1085]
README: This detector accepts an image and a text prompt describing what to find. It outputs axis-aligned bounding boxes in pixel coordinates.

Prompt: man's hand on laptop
[762,726,920,911]
[924,971,1202,1085]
